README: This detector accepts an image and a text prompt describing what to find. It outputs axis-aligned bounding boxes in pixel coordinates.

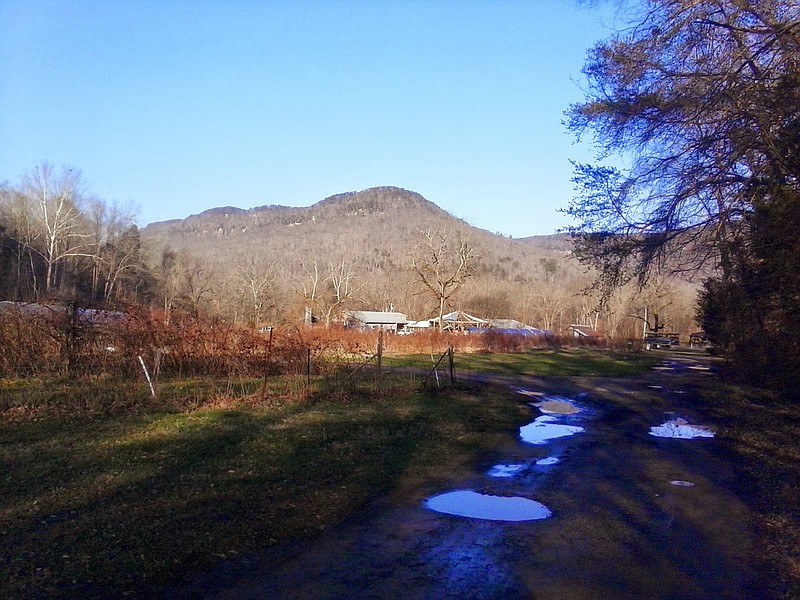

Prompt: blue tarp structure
[467,327,547,336]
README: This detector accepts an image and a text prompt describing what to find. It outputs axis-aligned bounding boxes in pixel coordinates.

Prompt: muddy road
[169,353,765,599]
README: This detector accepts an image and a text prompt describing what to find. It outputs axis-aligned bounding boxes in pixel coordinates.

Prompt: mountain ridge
[141,186,577,321]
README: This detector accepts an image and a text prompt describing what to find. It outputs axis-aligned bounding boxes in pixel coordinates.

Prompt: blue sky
[1,0,618,237]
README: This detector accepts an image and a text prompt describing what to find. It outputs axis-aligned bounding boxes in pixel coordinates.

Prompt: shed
[569,324,603,339]
[345,310,409,333]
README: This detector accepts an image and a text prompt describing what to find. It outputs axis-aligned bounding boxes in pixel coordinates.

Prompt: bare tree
[180,257,217,318]
[528,285,568,333]
[85,198,141,302]
[565,0,800,292]
[410,229,474,328]
[323,258,364,326]
[234,256,276,327]
[20,162,92,294]
[0,184,39,299]
[290,258,364,326]
[159,248,180,323]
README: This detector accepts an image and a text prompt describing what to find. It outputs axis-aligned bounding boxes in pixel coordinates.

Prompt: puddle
[647,385,663,389]
[535,456,560,466]
[649,418,715,439]
[520,415,585,445]
[516,389,544,398]
[425,490,552,521]
[487,464,526,478]
[533,396,582,415]
[670,480,696,487]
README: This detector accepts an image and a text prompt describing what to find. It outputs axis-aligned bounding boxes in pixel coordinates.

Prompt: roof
[488,318,537,330]
[441,311,488,324]
[569,324,603,337]
[347,310,408,325]
[406,320,433,328]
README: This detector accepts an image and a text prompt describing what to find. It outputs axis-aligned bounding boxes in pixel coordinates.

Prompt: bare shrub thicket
[1,305,620,383]
[0,307,341,381]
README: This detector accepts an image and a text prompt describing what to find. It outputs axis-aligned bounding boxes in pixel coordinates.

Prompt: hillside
[143,186,568,258]
[141,186,697,334]
[142,187,577,316]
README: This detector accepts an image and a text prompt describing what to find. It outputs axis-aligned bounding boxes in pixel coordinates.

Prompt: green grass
[0,376,530,599]
[384,347,662,377]
[691,382,800,599]
[4,349,797,599]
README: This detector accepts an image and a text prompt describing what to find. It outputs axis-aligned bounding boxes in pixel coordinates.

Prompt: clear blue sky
[1,0,618,237]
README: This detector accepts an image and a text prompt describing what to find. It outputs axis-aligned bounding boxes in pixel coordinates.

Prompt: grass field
[1,373,531,599]
[2,349,798,598]
[385,347,663,377]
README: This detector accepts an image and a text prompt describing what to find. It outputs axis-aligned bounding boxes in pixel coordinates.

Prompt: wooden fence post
[376,329,383,391]
[448,344,454,386]
[261,326,273,396]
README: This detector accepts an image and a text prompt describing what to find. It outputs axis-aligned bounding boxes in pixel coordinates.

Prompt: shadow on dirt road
[168,352,765,599]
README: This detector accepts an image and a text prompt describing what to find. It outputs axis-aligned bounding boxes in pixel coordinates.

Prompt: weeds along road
[167,352,765,600]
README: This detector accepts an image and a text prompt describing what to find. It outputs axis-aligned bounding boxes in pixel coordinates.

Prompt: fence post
[261,327,274,397]
[448,344,454,386]
[138,355,156,398]
[376,329,383,391]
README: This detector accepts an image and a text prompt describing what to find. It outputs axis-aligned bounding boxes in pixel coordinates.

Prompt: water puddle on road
[649,418,715,439]
[532,396,582,415]
[516,389,544,398]
[670,480,696,487]
[520,415,585,445]
[428,394,582,520]
[425,490,552,521]
[487,456,561,478]
[487,464,526,478]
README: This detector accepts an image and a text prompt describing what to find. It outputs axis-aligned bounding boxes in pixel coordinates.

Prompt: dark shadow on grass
[1,380,530,600]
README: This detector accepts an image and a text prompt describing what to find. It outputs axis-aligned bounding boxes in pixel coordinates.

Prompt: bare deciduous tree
[234,256,276,327]
[20,162,92,294]
[290,258,364,326]
[411,229,475,328]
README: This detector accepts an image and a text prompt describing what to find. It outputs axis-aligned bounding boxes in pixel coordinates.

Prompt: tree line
[0,163,152,305]
[566,0,800,391]
[0,165,701,340]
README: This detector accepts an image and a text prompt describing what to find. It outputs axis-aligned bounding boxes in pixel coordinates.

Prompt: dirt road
[169,352,765,599]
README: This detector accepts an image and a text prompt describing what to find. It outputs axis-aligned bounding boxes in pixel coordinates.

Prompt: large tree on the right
[566,0,800,391]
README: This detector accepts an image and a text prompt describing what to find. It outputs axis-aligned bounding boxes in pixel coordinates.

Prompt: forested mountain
[141,186,698,336]
[0,167,698,336]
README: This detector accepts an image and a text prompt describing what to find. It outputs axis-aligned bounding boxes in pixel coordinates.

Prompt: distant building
[485,319,546,336]
[569,324,603,339]
[345,310,409,333]
[440,310,489,332]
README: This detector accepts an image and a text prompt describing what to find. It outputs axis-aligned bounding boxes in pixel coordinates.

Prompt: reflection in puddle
[520,415,585,445]
[425,490,552,521]
[670,480,696,487]
[533,396,582,415]
[536,456,560,466]
[649,418,715,439]
[488,464,525,478]
[516,389,544,398]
